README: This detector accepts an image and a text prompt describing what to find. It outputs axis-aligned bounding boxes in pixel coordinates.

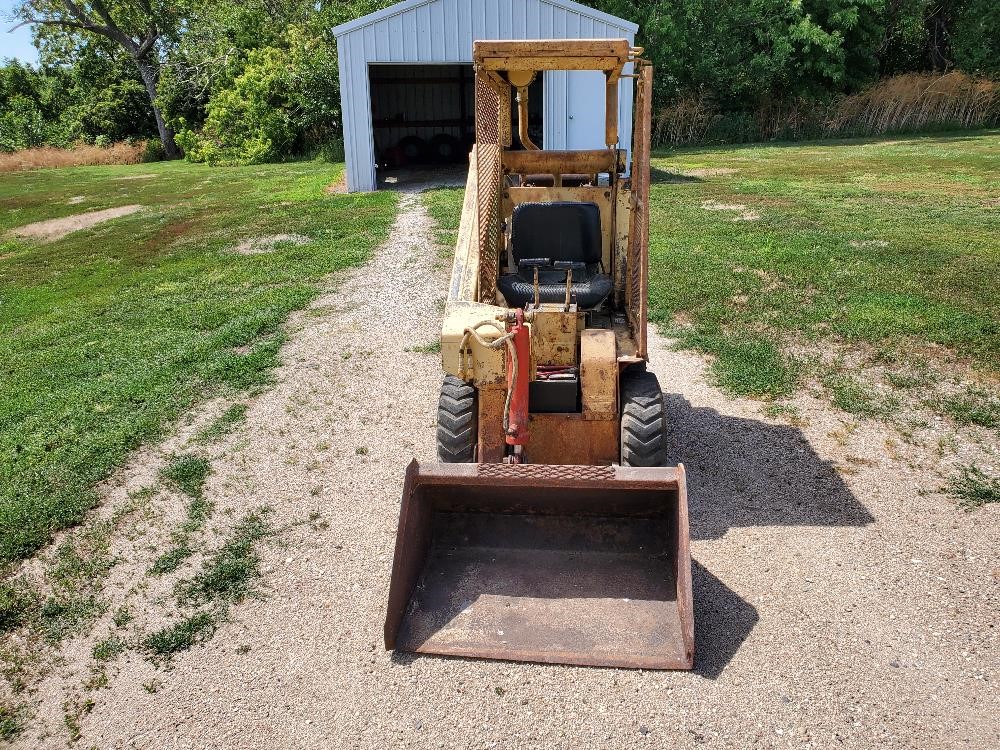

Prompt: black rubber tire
[397,135,428,164]
[429,133,462,163]
[436,375,477,462]
[620,368,669,467]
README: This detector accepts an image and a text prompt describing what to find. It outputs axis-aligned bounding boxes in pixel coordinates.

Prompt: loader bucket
[385,461,694,669]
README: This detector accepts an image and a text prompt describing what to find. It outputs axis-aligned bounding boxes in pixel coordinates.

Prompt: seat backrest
[509,202,602,265]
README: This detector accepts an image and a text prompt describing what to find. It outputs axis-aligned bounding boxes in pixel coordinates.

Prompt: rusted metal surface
[526,413,618,465]
[384,462,694,670]
[474,71,503,304]
[502,149,625,177]
[580,329,617,420]
[626,61,652,358]
[528,304,578,368]
[477,387,506,463]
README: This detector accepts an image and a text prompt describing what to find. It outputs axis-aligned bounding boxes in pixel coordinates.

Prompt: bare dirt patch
[682,167,739,177]
[702,199,760,222]
[113,174,158,181]
[67,196,86,205]
[324,176,347,194]
[8,205,143,242]
[231,234,312,255]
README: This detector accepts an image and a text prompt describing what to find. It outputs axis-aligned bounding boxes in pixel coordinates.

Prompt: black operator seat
[497,202,613,309]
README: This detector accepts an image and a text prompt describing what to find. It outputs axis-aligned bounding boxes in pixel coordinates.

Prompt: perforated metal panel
[475,72,504,304]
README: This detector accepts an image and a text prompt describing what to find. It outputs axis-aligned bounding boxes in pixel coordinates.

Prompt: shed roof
[332,0,639,38]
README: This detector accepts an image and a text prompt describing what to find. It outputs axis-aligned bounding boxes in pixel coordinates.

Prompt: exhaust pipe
[385,461,694,670]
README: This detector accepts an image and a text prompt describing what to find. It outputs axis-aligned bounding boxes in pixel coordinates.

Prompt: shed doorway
[369,64,543,178]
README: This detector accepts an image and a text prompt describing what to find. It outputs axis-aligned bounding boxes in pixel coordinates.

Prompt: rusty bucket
[384,461,694,669]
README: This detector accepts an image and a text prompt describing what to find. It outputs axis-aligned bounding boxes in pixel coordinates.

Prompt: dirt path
[24,186,997,749]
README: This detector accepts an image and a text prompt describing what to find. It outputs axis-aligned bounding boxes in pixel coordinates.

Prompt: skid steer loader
[384,40,694,670]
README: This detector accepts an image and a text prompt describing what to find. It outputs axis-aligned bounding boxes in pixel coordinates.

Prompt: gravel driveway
[57,183,998,749]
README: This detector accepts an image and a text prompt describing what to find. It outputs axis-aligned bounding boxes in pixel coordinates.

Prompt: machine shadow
[692,559,758,679]
[650,166,704,184]
[663,394,874,541]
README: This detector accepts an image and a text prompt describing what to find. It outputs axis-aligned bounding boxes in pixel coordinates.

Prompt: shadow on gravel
[664,395,874,541]
[692,559,758,679]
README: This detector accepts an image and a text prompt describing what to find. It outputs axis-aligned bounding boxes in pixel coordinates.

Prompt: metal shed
[333,0,639,192]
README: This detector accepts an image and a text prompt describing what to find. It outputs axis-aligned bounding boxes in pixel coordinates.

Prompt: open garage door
[369,64,543,176]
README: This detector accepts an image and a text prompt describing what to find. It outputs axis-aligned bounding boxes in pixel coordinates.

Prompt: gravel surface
[23,182,996,749]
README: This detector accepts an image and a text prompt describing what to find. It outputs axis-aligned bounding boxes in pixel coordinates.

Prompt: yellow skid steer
[384,40,694,670]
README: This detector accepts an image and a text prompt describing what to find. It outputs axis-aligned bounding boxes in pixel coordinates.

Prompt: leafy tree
[12,0,184,156]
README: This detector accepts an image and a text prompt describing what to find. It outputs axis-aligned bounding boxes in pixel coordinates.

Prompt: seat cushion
[498,272,613,309]
[510,202,602,264]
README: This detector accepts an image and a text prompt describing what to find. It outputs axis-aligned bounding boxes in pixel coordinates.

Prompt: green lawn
[426,131,999,417]
[0,161,396,565]
[649,131,999,397]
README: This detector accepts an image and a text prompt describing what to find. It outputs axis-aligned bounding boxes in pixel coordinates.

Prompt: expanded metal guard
[474,71,509,304]
[627,62,653,358]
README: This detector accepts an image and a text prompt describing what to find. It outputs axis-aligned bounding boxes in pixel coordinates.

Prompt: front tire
[620,369,669,467]
[436,375,477,462]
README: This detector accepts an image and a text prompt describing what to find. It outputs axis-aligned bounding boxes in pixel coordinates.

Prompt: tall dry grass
[654,72,1000,147]
[829,72,999,135]
[0,141,148,173]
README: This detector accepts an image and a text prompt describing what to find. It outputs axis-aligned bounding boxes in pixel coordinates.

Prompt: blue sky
[1,0,39,65]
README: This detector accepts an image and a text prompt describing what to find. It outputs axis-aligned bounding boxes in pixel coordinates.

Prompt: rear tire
[437,375,477,462]
[620,369,669,467]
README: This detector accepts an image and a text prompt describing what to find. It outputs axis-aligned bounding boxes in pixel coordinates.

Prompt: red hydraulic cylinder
[505,308,531,449]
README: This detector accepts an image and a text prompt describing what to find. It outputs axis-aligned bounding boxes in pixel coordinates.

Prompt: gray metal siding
[336,0,637,191]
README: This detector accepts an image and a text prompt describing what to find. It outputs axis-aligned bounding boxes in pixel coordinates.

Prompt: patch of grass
[947,465,1000,510]
[149,544,194,576]
[406,340,441,354]
[195,403,249,444]
[142,610,217,659]
[0,580,38,633]
[0,703,24,741]
[934,386,1000,428]
[39,594,105,642]
[176,509,272,607]
[112,605,133,628]
[680,330,797,398]
[92,634,127,662]
[0,160,397,565]
[824,373,900,419]
[422,186,464,253]
[161,454,211,499]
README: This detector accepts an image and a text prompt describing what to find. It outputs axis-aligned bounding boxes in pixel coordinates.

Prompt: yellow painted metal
[580,329,618,420]
[528,304,579,368]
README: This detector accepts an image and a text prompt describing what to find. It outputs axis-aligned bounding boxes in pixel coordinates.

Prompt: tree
[12,0,183,157]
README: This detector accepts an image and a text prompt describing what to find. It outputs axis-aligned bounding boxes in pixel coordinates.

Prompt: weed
[142,679,162,693]
[762,401,806,426]
[112,605,133,628]
[946,465,1000,510]
[39,595,105,642]
[0,703,24,741]
[142,611,217,659]
[935,387,1000,428]
[235,644,251,655]
[356,446,368,456]
[406,341,441,355]
[825,374,899,419]
[0,580,37,633]
[196,403,249,444]
[92,634,127,662]
[149,544,194,576]
[176,509,273,607]
[161,455,211,499]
